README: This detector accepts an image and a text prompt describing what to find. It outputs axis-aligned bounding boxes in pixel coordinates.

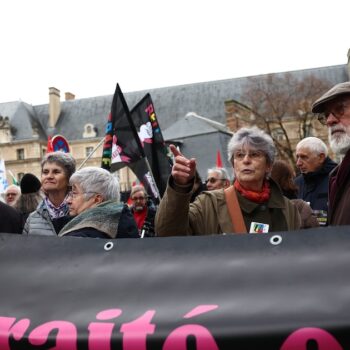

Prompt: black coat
[0,202,23,234]
[294,157,337,211]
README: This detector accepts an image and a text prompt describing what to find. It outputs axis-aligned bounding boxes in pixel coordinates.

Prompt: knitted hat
[20,173,41,194]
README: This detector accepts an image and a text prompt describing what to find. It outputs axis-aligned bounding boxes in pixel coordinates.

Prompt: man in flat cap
[312,81,350,225]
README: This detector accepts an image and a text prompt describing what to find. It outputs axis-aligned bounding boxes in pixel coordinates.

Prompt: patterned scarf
[234,180,271,203]
[44,196,70,219]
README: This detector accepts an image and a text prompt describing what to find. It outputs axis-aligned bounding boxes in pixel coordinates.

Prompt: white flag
[0,159,9,193]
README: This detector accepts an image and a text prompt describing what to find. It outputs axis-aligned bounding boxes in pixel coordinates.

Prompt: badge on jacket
[249,222,269,234]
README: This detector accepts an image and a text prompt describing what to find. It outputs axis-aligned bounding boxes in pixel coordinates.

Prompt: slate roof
[163,112,232,141]
[0,64,348,142]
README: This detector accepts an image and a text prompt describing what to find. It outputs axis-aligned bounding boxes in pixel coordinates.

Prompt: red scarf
[234,180,270,203]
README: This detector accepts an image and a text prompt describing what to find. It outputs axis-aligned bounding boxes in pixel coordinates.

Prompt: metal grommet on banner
[104,242,114,251]
[270,235,282,246]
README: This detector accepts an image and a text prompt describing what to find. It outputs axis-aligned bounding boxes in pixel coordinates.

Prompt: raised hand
[169,144,197,185]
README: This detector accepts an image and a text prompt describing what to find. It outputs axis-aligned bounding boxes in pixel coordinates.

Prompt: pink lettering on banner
[88,309,122,350]
[120,310,156,350]
[28,321,77,350]
[163,304,219,350]
[163,325,219,350]
[280,327,343,350]
[0,317,30,350]
[145,104,154,116]
[184,305,218,318]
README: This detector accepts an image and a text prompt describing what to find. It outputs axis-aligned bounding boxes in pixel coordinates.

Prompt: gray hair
[5,184,21,195]
[296,137,328,157]
[69,167,120,202]
[227,126,276,165]
[207,167,230,181]
[130,185,147,198]
[41,151,76,180]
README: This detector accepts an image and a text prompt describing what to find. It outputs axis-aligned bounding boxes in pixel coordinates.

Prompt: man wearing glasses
[129,185,156,237]
[4,185,21,207]
[206,167,231,191]
[312,81,350,225]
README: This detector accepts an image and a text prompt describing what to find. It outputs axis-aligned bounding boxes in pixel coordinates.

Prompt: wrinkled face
[296,147,325,174]
[206,171,228,190]
[41,162,69,195]
[324,97,350,155]
[232,147,271,191]
[67,183,98,216]
[5,187,20,206]
[131,190,147,211]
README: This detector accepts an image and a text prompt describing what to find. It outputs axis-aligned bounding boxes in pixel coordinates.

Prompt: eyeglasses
[233,150,265,161]
[317,101,349,125]
[132,196,146,201]
[206,177,225,184]
[6,193,18,197]
[67,191,98,199]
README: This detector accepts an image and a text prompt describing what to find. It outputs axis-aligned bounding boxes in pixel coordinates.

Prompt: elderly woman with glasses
[155,126,301,236]
[23,151,76,236]
[58,167,138,238]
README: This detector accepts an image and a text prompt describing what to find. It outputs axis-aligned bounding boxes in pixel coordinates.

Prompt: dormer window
[83,123,97,138]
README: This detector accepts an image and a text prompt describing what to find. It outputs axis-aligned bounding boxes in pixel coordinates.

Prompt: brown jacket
[155,178,301,236]
[291,199,319,229]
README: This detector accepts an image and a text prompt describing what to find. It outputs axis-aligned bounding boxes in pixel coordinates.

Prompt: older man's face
[296,148,325,174]
[5,186,20,206]
[324,97,350,154]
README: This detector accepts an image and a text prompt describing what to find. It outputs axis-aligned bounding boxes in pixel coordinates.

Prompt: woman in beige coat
[155,127,301,236]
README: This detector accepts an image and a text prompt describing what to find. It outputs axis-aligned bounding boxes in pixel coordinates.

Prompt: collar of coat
[58,200,124,238]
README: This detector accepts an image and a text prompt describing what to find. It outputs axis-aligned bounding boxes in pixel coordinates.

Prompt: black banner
[130,94,172,199]
[101,83,144,171]
[0,227,350,349]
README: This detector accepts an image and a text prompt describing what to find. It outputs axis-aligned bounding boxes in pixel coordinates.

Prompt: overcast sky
[0,0,349,105]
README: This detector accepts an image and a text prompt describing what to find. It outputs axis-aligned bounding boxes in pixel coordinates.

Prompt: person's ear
[93,194,104,205]
[319,153,326,162]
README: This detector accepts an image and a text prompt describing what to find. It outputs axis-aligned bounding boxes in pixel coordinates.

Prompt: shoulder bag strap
[224,185,247,233]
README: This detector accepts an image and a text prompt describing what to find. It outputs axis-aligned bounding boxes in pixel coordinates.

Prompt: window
[85,146,94,158]
[83,123,97,138]
[16,148,25,160]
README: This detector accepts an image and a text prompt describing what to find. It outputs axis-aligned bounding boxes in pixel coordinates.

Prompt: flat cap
[312,82,350,113]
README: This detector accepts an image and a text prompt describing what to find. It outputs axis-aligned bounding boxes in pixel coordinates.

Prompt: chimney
[65,92,75,101]
[49,87,61,128]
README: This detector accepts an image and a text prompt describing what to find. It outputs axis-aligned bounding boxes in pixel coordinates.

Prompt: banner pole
[77,137,105,170]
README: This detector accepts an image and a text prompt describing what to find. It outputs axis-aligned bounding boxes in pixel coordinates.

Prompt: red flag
[216,150,223,168]
[46,136,54,154]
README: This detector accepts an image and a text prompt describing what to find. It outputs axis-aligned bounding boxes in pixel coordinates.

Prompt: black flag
[101,84,161,202]
[101,83,144,171]
[130,93,172,198]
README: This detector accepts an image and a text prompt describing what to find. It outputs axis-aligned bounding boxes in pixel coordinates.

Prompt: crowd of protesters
[1,81,350,237]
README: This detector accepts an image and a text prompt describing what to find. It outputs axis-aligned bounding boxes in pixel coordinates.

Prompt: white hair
[296,137,328,157]
[207,167,230,181]
[69,167,120,202]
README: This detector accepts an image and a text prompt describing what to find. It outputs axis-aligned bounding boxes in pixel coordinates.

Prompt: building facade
[0,50,349,189]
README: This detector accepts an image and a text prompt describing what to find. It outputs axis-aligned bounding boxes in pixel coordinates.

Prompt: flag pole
[77,137,105,170]
[8,170,18,185]
[143,156,162,200]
